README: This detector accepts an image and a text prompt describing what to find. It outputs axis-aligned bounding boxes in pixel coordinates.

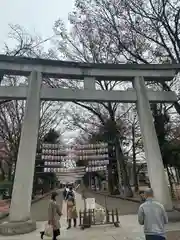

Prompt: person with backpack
[66,195,77,229]
[65,186,75,200]
[66,187,77,229]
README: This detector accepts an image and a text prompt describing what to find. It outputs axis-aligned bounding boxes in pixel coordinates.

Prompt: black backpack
[66,190,74,200]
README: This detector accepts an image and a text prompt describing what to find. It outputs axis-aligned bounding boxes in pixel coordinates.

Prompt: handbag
[72,206,78,218]
[44,223,53,237]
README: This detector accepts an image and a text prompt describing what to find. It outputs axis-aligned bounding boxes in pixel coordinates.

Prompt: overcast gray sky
[0,0,74,50]
[0,0,78,143]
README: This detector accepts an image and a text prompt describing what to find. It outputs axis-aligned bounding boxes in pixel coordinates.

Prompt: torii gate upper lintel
[0,54,178,103]
[0,55,177,235]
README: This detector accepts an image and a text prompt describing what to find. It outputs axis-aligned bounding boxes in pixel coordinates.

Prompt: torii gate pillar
[0,72,41,235]
[133,76,172,210]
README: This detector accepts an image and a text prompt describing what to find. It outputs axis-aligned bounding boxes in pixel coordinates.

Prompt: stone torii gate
[0,55,178,234]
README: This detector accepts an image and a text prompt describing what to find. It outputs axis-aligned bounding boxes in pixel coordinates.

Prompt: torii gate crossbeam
[0,86,176,103]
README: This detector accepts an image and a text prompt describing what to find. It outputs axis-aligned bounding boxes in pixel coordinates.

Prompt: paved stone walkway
[0,191,180,239]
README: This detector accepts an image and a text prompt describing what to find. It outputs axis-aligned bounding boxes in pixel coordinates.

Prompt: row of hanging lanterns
[75,143,108,149]
[41,154,109,161]
[42,154,109,161]
[42,143,108,150]
[44,168,61,173]
[41,148,108,155]
[44,161,61,166]
[75,148,108,155]
[42,155,63,160]
[52,168,85,173]
[86,166,107,172]
[88,160,109,166]
[77,154,108,160]
[42,149,67,155]
[42,144,65,149]
[44,168,86,173]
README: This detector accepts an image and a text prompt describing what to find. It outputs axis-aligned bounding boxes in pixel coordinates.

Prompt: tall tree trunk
[115,136,133,197]
[169,167,176,183]
[8,163,13,181]
[107,143,114,194]
[0,167,5,181]
[166,166,175,199]
[132,125,139,192]
[175,167,180,183]
[107,164,113,194]
[88,172,91,188]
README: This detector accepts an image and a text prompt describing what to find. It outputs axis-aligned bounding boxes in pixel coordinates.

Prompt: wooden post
[93,209,95,224]
[115,208,119,223]
[106,209,109,223]
[81,189,91,229]
[104,195,107,210]
[112,209,114,223]
[79,210,82,226]
[88,209,91,225]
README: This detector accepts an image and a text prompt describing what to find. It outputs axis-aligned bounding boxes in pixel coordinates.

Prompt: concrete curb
[0,188,58,220]
[31,188,58,204]
[173,207,180,212]
[85,189,141,203]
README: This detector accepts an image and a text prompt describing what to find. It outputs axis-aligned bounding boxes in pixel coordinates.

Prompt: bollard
[93,209,95,224]
[104,195,107,209]
[112,209,115,223]
[114,208,120,227]
[106,209,109,223]
[115,208,119,223]
[88,209,91,224]
[79,210,82,226]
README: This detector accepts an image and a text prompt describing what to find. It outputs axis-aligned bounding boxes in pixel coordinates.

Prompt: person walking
[139,190,146,203]
[40,192,62,240]
[138,188,168,240]
[65,186,75,200]
[66,194,78,229]
[63,185,69,200]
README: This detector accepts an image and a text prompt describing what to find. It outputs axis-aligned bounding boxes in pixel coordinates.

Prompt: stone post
[0,72,42,235]
[133,76,172,210]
